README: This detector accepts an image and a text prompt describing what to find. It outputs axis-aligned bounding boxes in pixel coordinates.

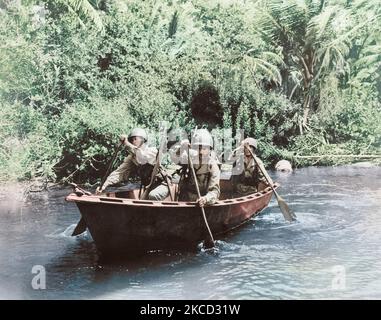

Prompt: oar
[244,145,297,222]
[71,141,123,236]
[71,213,88,236]
[187,147,215,249]
[100,140,125,191]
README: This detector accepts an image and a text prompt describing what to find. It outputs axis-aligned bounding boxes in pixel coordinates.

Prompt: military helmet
[128,128,147,142]
[191,129,214,148]
[244,137,258,150]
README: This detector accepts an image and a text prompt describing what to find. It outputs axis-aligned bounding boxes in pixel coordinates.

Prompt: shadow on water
[41,237,218,299]
[39,217,264,299]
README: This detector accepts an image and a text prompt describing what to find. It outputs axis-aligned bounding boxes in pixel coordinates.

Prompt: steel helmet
[128,128,148,142]
[191,129,214,149]
[244,137,258,150]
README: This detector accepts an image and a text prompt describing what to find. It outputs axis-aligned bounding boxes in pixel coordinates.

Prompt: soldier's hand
[119,134,128,144]
[95,186,104,195]
[197,196,207,207]
[239,140,247,149]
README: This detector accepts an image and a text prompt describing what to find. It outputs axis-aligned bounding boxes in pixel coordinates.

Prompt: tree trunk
[302,94,311,128]
[300,52,315,131]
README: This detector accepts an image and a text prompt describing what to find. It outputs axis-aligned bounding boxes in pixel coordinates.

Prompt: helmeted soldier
[229,137,273,196]
[275,160,293,173]
[170,129,220,207]
[96,128,170,201]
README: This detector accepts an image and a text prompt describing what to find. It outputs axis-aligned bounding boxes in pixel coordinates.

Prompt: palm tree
[256,0,379,132]
[61,0,104,31]
[346,1,381,91]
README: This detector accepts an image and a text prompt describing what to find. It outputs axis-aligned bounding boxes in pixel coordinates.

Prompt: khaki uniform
[170,146,220,205]
[102,142,169,201]
[230,152,272,196]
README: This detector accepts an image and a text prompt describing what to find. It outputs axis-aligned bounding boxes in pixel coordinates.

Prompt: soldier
[275,160,293,173]
[170,129,220,207]
[96,128,170,201]
[230,137,273,196]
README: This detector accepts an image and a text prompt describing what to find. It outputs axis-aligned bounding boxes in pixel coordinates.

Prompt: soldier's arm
[203,162,221,205]
[135,146,157,165]
[100,156,134,191]
[120,131,156,165]
[123,139,139,155]
[254,157,273,186]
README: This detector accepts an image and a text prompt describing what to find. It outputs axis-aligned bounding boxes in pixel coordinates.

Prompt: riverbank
[292,157,381,167]
[1,162,380,195]
[2,1,381,188]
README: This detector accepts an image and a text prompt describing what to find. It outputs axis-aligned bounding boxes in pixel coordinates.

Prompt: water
[1,166,380,299]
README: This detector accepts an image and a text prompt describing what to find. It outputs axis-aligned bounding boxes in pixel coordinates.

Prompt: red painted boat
[65,179,278,256]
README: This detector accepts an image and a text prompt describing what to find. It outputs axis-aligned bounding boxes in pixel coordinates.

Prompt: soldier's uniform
[232,156,270,195]
[101,128,169,201]
[170,130,220,205]
[230,138,272,196]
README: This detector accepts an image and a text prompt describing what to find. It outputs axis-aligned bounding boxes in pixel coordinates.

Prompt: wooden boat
[65,179,278,256]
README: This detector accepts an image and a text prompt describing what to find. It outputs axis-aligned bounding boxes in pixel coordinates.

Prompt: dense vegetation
[0,0,380,184]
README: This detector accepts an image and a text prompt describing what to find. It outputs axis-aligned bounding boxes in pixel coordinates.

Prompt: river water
[0,166,380,300]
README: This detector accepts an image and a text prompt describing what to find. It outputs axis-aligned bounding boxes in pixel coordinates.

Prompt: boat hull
[66,185,276,256]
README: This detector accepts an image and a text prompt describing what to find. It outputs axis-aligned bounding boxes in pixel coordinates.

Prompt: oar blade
[71,217,87,236]
[277,196,297,222]
[246,148,297,223]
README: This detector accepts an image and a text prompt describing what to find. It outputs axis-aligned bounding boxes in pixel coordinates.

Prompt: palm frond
[65,0,103,31]
[306,5,337,42]
[244,55,282,85]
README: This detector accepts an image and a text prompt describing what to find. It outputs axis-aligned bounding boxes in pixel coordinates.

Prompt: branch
[294,155,381,158]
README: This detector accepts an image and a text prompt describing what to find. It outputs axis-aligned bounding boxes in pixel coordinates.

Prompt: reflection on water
[0,166,380,299]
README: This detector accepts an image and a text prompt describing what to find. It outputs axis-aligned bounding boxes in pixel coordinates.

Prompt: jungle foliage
[0,0,380,183]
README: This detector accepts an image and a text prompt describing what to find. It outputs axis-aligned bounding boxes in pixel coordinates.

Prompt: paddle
[71,141,123,236]
[244,145,297,222]
[187,146,215,249]
[99,140,125,191]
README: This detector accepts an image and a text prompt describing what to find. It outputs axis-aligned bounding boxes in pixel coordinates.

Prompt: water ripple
[1,166,381,299]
